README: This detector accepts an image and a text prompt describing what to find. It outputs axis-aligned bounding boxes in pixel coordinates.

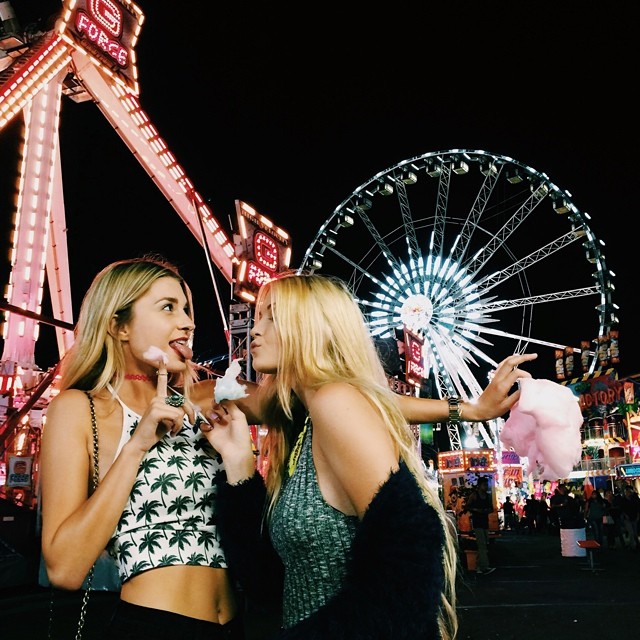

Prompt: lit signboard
[58,0,145,93]
[404,328,425,387]
[233,200,291,303]
[616,463,640,478]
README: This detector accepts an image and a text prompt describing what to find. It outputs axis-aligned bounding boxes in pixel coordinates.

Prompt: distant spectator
[536,493,550,534]
[603,488,625,549]
[585,489,606,545]
[619,485,640,550]
[465,476,496,575]
[549,484,569,534]
[522,496,538,534]
[502,496,517,531]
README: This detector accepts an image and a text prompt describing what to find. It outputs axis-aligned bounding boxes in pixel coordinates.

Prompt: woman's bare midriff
[120,565,238,624]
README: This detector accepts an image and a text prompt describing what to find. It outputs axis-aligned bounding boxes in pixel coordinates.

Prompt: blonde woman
[205,272,536,639]
[40,257,243,639]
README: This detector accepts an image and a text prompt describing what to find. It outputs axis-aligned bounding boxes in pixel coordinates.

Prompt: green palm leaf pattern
[167,494,194,517]
[167,454,188,480]
[156,554,181,567]
[186,552,207,565]
[129,559,151,575]
[140,530,165,561]
[185,471,207,498]
[137,499,162,523]
[150,472,180,507]
[139,457,160,484]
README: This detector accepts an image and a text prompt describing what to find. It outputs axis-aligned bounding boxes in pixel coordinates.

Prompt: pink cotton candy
[501,378,583,480]
[143,345,169,365]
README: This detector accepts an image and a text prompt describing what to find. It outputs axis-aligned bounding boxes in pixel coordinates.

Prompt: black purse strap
[47,391,100,640]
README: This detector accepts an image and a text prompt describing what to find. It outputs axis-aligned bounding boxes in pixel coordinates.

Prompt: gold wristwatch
[448,396,463,423]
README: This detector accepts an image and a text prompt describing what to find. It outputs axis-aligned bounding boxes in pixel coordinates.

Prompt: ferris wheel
[300,149,617,450]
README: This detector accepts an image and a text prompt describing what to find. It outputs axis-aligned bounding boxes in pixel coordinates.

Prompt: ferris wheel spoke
[475,229,586,294]
[353,208,406,277]
[451,163,503,265]
[431,161,452,258]
[473,324,588,353]
[461,184,549,280]
[391,177,422,268]
[480,287,601,312]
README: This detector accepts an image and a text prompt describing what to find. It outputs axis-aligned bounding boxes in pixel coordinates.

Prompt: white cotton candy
[143,345,169,365]
[500,378,583,480]
[214,360,249,403]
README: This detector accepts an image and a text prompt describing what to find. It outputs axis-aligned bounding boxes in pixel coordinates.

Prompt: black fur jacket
[217,462,446,639]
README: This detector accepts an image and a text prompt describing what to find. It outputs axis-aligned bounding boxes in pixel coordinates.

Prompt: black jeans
[106,600,245,640]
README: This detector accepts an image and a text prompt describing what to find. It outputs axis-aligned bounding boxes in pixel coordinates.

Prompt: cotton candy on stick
[214,360,249,403]
[143,346,169,396]
[143,345,169,367]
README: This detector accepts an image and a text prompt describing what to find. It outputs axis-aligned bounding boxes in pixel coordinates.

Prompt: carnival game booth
[439,448,499,533]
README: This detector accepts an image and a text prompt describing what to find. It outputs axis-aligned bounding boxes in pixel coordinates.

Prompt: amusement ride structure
[0,0,291,504]
[0,1,623,509]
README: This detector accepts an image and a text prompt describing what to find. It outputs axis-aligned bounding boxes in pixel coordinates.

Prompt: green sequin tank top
[270,420,359,628]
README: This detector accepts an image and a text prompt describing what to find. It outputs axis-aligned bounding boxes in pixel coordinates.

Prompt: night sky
[1,1,638,383]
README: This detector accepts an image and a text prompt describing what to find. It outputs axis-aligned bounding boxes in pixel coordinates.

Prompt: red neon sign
[75,10,128,66]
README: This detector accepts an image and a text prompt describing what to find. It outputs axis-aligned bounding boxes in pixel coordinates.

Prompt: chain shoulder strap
[75,391,100,639]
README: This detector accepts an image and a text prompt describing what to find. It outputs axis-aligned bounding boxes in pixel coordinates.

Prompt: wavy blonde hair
[256,271,458,640]
[57,256,197,396]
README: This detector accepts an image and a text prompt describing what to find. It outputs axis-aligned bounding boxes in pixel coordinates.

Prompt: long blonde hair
[57,256,197,396]
[256,272,458,639]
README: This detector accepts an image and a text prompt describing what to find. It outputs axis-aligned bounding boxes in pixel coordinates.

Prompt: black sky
[1,1,638,381]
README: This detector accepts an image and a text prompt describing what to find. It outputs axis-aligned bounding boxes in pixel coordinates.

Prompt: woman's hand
[129,362,196,452]
[202,400,256,483]
[464,352,538,422]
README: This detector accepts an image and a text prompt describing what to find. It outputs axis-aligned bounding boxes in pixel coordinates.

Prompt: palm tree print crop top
[107,390,227,582]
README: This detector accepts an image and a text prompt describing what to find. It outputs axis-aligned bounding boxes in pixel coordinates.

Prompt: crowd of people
[498,481,640,550]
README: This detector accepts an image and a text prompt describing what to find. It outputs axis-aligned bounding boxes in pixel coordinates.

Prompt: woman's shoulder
[312,381,363,403]
[309,382,378,422]
[42,389,97,442]
[47,388,94,413]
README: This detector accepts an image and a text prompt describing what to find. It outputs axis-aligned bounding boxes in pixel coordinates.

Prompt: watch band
[448,396,463,423]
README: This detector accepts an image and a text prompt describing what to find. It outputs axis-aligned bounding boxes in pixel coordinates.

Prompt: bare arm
[397,352,538,424]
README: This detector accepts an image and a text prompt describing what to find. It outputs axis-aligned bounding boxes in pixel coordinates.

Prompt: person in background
[585,488,606,546]
[40,257,245,640]
[549,484,570,534]
[501,495,517,531]
[465,476,496,575]
[204,272,536,638]
[619,485,640,550]
[603,488,624,549]
[536,492,550,534]
[522,495,539,534]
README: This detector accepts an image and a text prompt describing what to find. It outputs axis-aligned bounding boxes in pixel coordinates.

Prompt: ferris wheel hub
[400,293,433,332]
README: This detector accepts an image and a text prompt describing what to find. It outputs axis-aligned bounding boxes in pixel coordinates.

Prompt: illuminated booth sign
[59,0,145,93]
[233,200,291,303]
[404,329,425,387]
